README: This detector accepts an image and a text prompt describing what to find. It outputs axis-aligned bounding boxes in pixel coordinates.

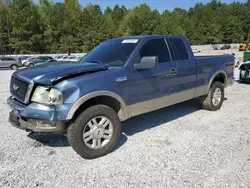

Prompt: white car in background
[235,58,241,68]
[54,55,64,60]
[56,56,70,61]
[55,56,83,62]
[192,48,202,53]
[232,53,244,68]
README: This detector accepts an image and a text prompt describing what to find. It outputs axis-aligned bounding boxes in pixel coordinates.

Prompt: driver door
[126,38,177,116]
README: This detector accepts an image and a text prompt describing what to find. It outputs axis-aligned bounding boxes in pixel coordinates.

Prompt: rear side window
[168,38,189,61]
[39,57,47,60]
[139,39,171,63]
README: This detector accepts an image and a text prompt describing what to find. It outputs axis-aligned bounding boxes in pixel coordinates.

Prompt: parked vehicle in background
[221,44,231,50]
[54,55,67,60]
[27,59,57,67]
[234,58,241,68]
[23,56,53,67]
[192,48,201,53]
[54,56,62,60]
[56,56,69,61]
[48,59,58,63]
[7,35,235,159]
[0,57,22,70]
[18,56,31,64]
[60,56,75,61]
[239,61,250,82]
[66,56,83,62]
[239,42,250,51]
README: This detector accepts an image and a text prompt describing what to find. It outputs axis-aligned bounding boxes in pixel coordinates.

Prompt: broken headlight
[31,86,63,105]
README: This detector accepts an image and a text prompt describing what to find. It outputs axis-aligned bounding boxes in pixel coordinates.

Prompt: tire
[67,104,121,159]
[10,64,18,70]
[28,63,34,67]
[239,69,249,83]
[200,81,224,111]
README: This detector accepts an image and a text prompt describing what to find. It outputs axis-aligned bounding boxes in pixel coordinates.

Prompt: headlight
[31,86,63,105]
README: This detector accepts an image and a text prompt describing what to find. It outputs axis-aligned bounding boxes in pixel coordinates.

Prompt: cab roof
[116,35,184,40]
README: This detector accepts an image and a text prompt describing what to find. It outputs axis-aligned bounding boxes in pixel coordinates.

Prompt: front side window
[139,39,171,64]
[81,39,139,66]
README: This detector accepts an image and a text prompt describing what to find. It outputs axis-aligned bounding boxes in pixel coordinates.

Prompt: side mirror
[134,56,159,70]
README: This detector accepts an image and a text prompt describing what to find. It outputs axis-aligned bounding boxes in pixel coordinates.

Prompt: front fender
[66,90,129,121]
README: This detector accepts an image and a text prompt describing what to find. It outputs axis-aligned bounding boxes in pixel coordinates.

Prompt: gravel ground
[0,68,250,188]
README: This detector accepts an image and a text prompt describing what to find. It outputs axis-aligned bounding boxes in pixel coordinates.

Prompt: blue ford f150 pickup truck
[7,35,235,159]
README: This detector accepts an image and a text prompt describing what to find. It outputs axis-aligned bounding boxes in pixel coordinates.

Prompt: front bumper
[7,97,69,133]
[9,111,68,133]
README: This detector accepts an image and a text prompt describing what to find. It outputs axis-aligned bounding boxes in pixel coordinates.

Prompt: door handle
[170,68,177,75]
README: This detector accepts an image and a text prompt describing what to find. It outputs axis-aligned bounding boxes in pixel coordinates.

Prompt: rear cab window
[167,38,189,61]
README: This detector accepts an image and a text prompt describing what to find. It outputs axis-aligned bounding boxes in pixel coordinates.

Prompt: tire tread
[201,81,224,111]
[67,104,121,159]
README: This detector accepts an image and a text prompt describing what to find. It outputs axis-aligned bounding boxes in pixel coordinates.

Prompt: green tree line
[0,0,250,54]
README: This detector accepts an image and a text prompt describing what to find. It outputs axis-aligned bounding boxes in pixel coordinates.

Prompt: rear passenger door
[166,37,197,100]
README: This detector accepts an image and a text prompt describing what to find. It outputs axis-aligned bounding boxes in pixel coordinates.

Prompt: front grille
[10,76,29,103]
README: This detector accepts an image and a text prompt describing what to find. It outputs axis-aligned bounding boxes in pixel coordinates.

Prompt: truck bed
[195,54,233,60]
[194,54,234,91]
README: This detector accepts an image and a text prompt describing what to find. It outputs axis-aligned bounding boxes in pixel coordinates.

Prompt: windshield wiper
[85,60,102,64]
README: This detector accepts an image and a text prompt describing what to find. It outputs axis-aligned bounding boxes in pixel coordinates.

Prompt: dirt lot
[0,67,250,188]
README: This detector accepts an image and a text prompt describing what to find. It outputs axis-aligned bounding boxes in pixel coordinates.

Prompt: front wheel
[200,81,224,111]
[67,104,121,159]
[28,63,34,67]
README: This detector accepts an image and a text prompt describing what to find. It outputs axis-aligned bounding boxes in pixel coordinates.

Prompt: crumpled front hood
[14,61,110,85]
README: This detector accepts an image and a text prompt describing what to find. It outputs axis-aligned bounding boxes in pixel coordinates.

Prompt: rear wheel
[67,104,121,159]
[10,64,18,70]
[200,81,224,111]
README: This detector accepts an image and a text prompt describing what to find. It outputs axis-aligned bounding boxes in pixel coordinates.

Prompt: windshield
[80,38,139,66]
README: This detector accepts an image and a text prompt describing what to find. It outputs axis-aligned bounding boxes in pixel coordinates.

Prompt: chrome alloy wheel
[212,88,222,106]
[83,116,113,149]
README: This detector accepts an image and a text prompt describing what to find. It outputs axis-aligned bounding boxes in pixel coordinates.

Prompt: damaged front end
[7,62,111,133]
